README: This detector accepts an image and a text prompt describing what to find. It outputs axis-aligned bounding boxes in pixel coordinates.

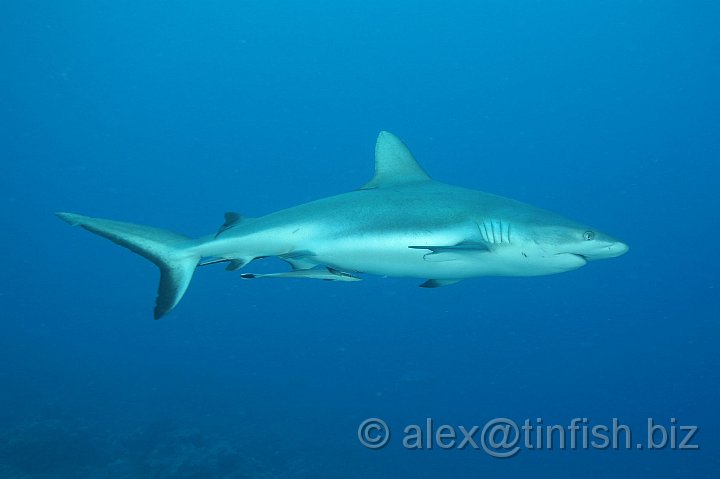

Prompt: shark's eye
[583,231,596,241]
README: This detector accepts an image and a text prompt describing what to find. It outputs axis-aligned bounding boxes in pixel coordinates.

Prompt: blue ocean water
[1,1,718,477]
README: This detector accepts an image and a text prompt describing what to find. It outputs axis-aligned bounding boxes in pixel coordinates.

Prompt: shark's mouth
[553,253,589,266]
[554,253,588,260]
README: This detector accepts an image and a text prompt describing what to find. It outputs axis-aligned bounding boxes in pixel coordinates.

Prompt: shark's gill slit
[480,221,490,243]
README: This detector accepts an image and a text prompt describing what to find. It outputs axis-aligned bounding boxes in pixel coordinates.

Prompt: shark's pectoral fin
[409,241,491,262]
[409,242,491,253]
[419,279,463,288]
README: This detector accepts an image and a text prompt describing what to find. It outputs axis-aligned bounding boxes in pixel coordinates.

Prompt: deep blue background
[1,1,718,477]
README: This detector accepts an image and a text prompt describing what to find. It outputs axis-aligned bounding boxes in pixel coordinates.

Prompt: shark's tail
[56,212,201,319]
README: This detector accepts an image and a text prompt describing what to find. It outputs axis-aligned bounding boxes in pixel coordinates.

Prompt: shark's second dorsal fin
[216,212,244,236]
[361,131,432,189]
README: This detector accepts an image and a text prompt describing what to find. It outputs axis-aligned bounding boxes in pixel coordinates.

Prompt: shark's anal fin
[419,279,462,288]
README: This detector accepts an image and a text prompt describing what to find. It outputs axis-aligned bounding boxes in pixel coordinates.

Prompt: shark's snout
[583,240,629,260]
[607,241,630,257]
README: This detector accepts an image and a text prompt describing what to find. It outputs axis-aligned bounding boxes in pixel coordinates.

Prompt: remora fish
[57,131,628,319]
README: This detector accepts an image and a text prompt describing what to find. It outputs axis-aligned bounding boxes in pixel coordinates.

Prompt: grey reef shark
[58,131,628,319]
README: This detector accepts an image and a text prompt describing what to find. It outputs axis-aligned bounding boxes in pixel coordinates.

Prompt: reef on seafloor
[0,413,307,479]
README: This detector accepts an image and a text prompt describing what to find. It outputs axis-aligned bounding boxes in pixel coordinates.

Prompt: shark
[57,131,628,319]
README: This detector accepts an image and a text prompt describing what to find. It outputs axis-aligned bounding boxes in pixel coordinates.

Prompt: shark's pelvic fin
[361,131,432,189]
[225,259,249,271]
[56,212,201,319]
[279,250,318,270]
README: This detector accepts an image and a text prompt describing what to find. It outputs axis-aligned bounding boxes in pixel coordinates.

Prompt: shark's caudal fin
[56,212,201,319]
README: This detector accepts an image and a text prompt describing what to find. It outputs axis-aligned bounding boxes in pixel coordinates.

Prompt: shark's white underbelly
[205,219,587,279]
[315,245,584,278]
[302,233,500,279]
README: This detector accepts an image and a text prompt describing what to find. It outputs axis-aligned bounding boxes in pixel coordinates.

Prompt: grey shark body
[58,131,628,319]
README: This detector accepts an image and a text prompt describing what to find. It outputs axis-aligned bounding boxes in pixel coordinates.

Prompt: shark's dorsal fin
[361,131,431,189]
